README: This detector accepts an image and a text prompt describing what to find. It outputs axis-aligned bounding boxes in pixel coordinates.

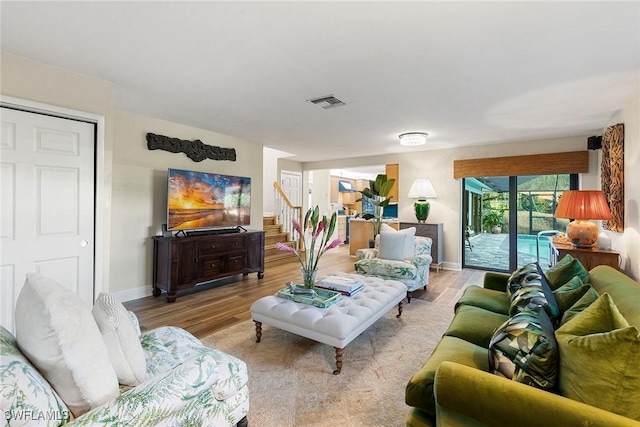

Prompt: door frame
[1,95,106,299]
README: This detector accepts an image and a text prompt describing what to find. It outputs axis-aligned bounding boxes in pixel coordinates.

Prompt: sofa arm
[70,354,227,426]
[355,248,378,260]
[412,254,433,268]
[434,361,640,427]
[482,272,510,292]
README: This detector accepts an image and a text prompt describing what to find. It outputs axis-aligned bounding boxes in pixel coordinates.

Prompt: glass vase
[301,268,317,289]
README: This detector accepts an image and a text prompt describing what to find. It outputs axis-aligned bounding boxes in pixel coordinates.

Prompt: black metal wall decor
[146,133,236,162]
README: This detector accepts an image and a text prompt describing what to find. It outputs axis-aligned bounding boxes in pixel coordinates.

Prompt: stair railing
[273,181,304,252]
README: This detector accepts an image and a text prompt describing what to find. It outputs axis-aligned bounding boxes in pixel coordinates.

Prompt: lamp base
[566,219,599,248]
[414,200,430,223]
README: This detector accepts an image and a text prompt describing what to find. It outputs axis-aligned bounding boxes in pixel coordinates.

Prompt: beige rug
[201,298,455,427]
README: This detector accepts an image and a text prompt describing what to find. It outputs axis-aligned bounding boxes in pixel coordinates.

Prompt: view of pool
[465,233,554,272]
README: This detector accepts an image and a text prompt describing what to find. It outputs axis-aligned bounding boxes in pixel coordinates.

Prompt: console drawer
[198,235,244,255]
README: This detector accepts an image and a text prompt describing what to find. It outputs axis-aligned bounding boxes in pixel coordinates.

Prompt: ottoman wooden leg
[254,321,262,343]
[396,301,403,318]
[333,347,343,375]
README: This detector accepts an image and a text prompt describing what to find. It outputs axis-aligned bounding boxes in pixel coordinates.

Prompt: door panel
[0,108,95,332]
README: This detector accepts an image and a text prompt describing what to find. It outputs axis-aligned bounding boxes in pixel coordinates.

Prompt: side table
[550,241,620,271]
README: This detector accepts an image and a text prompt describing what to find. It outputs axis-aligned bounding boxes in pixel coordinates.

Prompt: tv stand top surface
[177,226,248,237]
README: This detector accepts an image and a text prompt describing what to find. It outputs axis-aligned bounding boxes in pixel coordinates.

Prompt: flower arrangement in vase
[275,206,343,288]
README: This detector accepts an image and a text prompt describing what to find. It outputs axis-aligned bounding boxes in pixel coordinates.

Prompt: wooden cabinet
[152,230,265,302]
[385,163,399,203]
[550,242,619,271]
[330,176,339,203]
[400,222,444,271]
[337,216,347,243]
[349,220,399,255]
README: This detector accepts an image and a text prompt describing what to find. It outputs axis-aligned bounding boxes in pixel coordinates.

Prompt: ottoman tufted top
[250,273,407,348]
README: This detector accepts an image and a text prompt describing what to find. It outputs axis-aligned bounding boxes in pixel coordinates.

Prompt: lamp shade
[408,179,437,223]
[408,179,437,199]
[554,190,611,248]
[554,191,612,220]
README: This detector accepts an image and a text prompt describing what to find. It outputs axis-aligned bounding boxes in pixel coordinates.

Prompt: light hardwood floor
[123,245,486,339]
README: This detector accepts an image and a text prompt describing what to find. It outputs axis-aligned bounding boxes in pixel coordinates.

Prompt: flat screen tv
[167,168,251,231]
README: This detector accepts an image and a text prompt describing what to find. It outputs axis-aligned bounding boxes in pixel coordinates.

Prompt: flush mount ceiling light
[399,132,428,146]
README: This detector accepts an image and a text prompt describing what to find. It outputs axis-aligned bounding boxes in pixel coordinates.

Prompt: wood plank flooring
[123,245,486,339]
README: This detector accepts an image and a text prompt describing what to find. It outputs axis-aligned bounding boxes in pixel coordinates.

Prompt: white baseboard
[111,285,151,303]
[443,262,462,271]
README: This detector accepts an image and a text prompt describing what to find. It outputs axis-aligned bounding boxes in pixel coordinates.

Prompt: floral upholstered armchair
[1,273,249,427]
[354,234,433,302]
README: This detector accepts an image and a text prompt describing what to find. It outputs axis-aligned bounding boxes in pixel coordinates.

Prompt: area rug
[201,298,455,427]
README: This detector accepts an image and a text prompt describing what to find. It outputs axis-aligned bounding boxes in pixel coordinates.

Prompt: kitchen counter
[348,219,399,255]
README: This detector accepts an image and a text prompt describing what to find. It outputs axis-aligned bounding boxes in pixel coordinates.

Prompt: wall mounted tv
[167,168,251,231]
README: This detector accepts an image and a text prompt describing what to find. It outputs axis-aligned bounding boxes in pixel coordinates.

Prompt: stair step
[264,224,284,236]
[265,233,291,246]
[263,216,277,226]
[265,252,299,267]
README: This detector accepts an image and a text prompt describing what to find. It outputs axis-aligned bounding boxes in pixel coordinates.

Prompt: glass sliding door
[463,174,577,273]
[515,174,573,271]
[463,177,510,272]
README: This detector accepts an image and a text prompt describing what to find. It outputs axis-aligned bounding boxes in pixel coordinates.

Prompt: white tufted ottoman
[250,273,407,374]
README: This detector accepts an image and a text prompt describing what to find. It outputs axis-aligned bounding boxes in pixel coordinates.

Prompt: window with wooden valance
[453,151,589,179]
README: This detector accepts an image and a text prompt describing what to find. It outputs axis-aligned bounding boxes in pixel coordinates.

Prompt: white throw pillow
[380,224,416,259]
[92,293,147,386]
[15,273,119,417]
[378,232,409,261]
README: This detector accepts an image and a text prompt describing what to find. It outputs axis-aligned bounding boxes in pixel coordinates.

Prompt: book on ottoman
[317,276,363,296]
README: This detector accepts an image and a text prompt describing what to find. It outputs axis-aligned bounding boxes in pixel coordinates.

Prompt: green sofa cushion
[552,276,590,313]
[488,308,558,390]
[455,286,510,315]
[556,293,640,421]
[405,336,489,416]
[544,254,589,290]
[589,265,640,328]
[445,305,508,348]
[560,285,600,326]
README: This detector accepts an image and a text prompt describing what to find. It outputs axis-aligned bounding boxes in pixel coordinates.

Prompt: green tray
[276,285,341,308]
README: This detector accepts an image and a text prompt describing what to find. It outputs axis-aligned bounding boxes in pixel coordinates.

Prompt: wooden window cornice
[453,151,589,179]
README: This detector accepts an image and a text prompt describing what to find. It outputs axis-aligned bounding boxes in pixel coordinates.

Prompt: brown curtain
[601,123,624,232]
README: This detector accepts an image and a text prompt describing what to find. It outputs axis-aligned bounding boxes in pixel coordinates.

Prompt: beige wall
[1,52,264,301]
[110,111,263,297]
[604,93,639,279]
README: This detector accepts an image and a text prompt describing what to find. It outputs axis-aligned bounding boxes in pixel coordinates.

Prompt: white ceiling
[2,1,639,162]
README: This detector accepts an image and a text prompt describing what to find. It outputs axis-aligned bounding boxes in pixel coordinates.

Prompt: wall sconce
[408,178,437,223]
[554,190,612,248]
[399,132,428,146]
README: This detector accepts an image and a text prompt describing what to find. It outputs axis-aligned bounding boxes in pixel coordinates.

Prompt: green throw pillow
[556,293,640,421]
[560,286,600,326]
[552,276,590,314]
[509,280,560,325]
[489,308,558,390]
[545,254,589,290]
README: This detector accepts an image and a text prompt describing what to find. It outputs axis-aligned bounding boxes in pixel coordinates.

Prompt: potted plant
[482,209,505,234]
[357,174,396,245]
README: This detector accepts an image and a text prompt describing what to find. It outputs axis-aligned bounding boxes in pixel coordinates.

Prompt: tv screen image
[167,168,251,231]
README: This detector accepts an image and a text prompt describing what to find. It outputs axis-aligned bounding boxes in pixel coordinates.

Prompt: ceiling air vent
[307,95,346,110]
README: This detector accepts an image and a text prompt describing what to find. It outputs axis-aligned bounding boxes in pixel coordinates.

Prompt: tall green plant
[357,174,396,238]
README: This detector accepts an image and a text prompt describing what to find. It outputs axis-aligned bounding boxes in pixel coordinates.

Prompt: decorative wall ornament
[146,133,236,162]
[600,123,624,232]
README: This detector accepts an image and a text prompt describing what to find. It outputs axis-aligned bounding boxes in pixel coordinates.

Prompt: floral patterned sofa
[354,232,433,302]
[1,273,249,427]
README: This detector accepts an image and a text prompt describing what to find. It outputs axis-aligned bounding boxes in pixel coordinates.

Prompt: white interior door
[1,107,96,332]
[280,170,302,207]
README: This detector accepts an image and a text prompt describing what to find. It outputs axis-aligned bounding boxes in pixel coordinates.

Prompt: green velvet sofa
[405,261,640,427]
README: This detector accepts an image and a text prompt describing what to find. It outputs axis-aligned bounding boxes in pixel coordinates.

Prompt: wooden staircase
[263,216,299,268]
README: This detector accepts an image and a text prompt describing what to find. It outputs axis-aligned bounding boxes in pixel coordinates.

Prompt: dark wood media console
[152,230,265,303]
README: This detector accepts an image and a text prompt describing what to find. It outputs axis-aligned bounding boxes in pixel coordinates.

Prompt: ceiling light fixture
[399,132,428,146]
